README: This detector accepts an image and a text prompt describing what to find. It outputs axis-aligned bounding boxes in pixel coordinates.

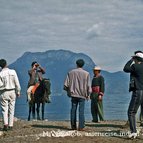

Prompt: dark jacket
[123,59,143,90]
[91,75,105,96]
[28,67,45,87]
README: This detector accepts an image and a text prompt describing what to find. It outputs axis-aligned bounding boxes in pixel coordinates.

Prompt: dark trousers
[128,90,143,133]
[91,93,104,122]
[71,97,85,129]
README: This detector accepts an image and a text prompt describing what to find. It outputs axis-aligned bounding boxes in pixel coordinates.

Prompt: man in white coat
[0,59,21,131]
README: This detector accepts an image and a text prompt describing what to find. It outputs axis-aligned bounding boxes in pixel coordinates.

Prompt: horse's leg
[42,103,45,120]
[36,103,41,120]
[28,104,31,121]
[32,103,35,119]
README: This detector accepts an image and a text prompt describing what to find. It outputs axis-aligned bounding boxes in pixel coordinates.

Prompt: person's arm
[87,74,92,99]
[14,71,21,97]
[0,76,5,90]
[99,76,105,96]
[123,59,134,73]
[39,65,45,74]
[63,73,71,97]
[98,76,105,101]
[64,73,70,91]
[28,68,35,76]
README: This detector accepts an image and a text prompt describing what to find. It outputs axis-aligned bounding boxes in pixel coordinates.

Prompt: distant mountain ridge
[9,49,129,95]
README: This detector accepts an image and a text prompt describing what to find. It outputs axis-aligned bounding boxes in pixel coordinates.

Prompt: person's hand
[98,95,102,101]
[86,96,90,101]
[33,63,39,70]
[17,93,20,97]
[33,65,37,70]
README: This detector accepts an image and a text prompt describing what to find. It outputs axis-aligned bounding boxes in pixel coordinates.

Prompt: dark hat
[76,59,85,67]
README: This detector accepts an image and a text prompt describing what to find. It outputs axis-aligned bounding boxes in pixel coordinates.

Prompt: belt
[3,89,15,91]
[0,89,15,95]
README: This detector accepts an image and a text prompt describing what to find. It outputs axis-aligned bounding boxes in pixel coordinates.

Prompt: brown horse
[28,78,51,121]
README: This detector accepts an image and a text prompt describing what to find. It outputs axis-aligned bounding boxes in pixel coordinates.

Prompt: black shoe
[71,127,77,130]
[92,120,98,123]
[8,126,13,131]
[71,125,77,130]
[78,128,86,131]
[3,125,8,131]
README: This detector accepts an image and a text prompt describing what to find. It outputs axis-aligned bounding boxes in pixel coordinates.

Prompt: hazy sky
[0,0,143,72]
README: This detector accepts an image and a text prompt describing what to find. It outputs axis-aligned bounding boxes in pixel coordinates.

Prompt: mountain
[9,49,129,95]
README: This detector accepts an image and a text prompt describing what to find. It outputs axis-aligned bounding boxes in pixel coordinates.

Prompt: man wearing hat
[64,59,91,131]
[123,51,143,139]
[90,66,105,123]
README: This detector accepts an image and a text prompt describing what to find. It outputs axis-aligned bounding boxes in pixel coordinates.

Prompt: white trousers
[27,86,34,102]
[0,90,16,127]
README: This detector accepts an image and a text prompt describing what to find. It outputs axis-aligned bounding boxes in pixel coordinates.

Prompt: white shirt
[0,67,21,94]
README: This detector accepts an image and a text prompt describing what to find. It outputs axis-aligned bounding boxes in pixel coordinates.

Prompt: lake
[1,92,134,121]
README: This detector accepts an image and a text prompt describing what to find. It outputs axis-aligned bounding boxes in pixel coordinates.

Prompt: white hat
[132,52,143,59]
[93,66,101,70]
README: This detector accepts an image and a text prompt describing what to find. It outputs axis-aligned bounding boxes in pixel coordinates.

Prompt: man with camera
[27,61,45,102]
[123,51,143,139]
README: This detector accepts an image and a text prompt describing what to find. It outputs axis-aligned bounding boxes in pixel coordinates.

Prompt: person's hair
[31,61,37,67]
[0,59,7,68]
[76,59,85,68]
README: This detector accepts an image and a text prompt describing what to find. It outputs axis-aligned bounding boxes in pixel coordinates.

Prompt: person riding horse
[27,61,51,120]
[27,61,45,102]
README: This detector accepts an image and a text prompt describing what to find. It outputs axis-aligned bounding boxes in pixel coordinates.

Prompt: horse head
[41,78,51,103]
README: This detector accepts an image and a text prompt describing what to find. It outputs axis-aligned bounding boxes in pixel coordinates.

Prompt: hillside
[9,49,129,95]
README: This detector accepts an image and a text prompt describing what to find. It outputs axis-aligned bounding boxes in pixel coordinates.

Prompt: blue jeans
[71,97,85,129]
[128,90,143,133]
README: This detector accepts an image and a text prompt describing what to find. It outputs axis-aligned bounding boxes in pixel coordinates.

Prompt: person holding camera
[27,61,45,102]
[123,51,143,139]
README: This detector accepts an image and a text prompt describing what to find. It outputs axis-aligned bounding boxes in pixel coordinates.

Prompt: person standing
[123,51,143,139]
[90,66,105,123]
[27,61,45,102]
[64,59,91,131]
[123,51,143,128]
[0,59,21,131]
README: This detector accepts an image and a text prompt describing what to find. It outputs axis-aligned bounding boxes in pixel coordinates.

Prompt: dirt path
[0,119,143,143]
